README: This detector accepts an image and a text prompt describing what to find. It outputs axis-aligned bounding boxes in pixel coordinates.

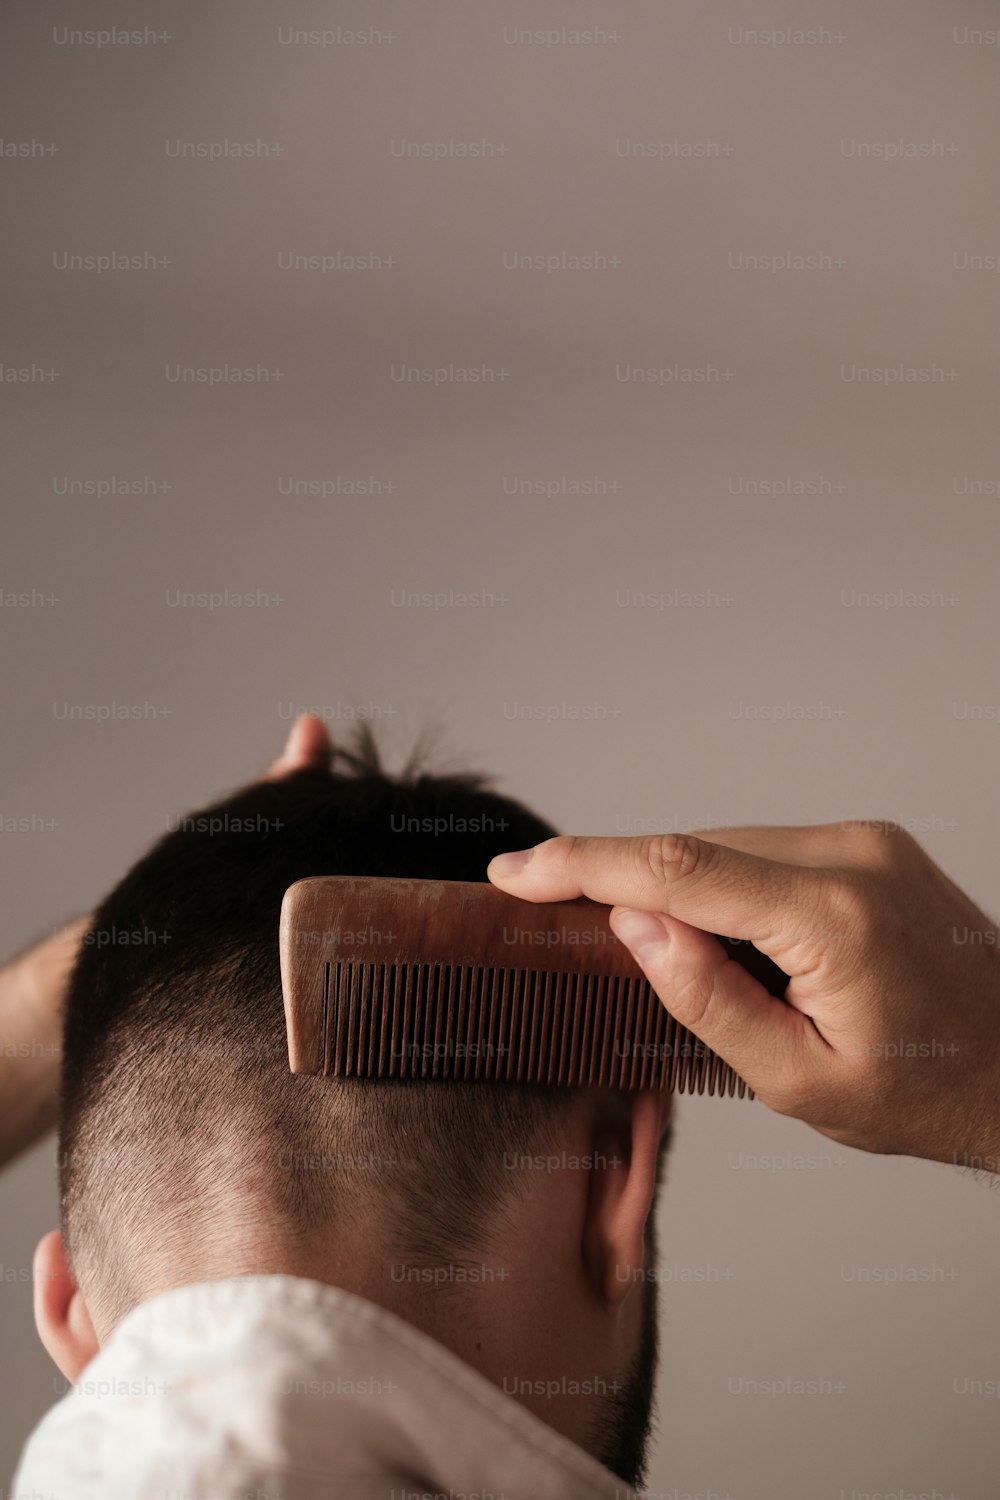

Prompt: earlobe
[33,1228,99,1381]
[583,1091,666,1305]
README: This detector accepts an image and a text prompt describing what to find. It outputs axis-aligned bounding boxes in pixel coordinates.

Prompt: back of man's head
[59,729,582,1328]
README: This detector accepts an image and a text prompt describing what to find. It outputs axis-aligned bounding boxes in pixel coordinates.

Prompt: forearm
[0,917,89,1169]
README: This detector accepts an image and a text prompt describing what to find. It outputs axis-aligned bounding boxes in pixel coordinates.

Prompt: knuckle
[667,971,711,1031]
[641,833,706,887]
[842,819,915,871]
[544,834,579,865]
[882,824,918,865]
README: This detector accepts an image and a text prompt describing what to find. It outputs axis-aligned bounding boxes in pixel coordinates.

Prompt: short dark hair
[59,729,586,1320]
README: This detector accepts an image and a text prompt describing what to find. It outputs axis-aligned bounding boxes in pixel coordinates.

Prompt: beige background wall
[3,0,1000,1494]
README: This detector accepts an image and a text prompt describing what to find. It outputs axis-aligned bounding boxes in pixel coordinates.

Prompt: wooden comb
[279,876,790,1097]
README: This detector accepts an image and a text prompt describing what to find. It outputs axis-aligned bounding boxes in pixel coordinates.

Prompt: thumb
[609,907,826,1101]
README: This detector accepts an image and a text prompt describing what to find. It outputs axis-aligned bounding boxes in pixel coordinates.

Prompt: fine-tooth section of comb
[279,877,792,1098]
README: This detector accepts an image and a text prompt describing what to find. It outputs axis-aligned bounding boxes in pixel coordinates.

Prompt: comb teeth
[321,960,751,1098]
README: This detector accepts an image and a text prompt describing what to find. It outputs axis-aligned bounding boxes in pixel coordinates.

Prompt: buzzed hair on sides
[58,727,583,1323]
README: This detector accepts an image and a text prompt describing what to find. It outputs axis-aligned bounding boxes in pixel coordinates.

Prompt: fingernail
[611,909,669,957]
[489,848,534,878]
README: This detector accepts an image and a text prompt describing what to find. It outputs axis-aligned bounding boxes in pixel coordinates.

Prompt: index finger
[487,833,824,946]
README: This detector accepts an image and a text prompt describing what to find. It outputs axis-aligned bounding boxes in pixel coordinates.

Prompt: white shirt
[13,1273,634,1499]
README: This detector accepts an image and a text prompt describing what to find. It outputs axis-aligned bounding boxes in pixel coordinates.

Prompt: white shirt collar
[14,1273,634,1500]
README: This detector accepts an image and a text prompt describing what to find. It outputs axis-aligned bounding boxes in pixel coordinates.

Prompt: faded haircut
[58,728,586,1323]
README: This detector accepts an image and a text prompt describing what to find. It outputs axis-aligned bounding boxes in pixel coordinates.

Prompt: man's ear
[33,1229,99,1381]
[582,1091,670,1306]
